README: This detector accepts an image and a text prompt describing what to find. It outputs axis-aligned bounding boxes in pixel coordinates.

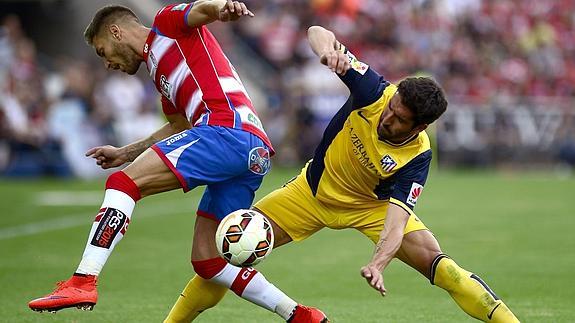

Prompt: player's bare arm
[360,204,410,296]
[307,25,350,75]
[86,113,190,169]
[186,0,254,28]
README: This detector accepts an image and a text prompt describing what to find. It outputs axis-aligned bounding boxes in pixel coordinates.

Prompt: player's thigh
[253,174,328,243]
[395,229,443,279]
[122,148,180,197]
[354,203,428,243]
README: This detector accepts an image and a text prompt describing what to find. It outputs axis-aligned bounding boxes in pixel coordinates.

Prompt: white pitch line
[34,191,104,206]
[0,201,194,241]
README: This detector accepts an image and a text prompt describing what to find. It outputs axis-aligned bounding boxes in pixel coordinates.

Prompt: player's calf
[192,257,329,322]
[431,254,520,322]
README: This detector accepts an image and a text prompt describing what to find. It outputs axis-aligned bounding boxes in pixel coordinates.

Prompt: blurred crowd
[0,14,163,178]
[232,0,575,161]
[1,0,574,177]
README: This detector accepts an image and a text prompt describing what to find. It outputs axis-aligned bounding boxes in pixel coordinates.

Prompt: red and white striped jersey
[143,3,273,153]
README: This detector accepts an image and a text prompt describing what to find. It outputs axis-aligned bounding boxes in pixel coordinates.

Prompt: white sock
[210,264,297,320]
[76,189,135,275]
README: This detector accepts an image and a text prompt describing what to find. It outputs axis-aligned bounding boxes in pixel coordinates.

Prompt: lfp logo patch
[249,147,271,175]
[407,182,423,207]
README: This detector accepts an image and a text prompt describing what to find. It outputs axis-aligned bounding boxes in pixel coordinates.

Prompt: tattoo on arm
[125,137,156,162]
[374,238,386,255]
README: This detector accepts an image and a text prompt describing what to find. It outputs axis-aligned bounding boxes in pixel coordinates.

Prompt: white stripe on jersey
[219,76,249,95]
[167,59,190,106]
[185,88,203,122]
[148,36,175,80]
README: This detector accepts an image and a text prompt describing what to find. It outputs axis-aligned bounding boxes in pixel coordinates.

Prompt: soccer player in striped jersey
[28,2,326,321]
[167,26,520,322]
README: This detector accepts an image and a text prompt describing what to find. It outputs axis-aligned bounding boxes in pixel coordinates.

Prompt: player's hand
[360,264,387,296]
[219,0,254,22]
[85,145,128,169]
[320,50,350,75]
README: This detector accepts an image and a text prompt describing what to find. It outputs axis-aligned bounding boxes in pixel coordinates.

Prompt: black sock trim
[487,302,501,320]
[73,273,88,277]
[470,273,500,301]
[429,254,449,285]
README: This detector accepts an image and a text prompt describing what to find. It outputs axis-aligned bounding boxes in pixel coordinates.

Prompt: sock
[431,255,520,322]
[193,258,298,320]
[164,275,227,323]
[76,171,141,275]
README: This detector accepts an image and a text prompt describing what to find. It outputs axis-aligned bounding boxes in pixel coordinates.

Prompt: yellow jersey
[305,47,432,213]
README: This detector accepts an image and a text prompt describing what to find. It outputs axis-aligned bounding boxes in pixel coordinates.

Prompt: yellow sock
[164,275,228,323]
[431,255,520,322]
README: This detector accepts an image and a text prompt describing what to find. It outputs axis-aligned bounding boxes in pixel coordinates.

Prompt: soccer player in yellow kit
[165,26,520,322]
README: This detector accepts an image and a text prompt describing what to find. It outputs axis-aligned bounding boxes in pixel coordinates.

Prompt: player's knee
[430,254,472,291]
[192,257,227,280]
[106,171,141,202]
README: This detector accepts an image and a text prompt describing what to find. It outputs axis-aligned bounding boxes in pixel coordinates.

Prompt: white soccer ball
[215,209,274,267]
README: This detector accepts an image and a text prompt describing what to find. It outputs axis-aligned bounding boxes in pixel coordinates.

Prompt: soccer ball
[215,209,274,267]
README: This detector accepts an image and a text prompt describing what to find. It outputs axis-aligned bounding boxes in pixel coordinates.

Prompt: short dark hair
[397,77,448,126]
[84,5,139,45]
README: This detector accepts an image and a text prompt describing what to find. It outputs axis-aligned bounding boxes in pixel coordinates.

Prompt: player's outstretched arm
[360,204,410,296]
[307,25,350,75]
[186,0,254,28]
[86,113,190,169]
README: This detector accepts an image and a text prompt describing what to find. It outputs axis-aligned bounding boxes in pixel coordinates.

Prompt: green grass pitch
[1,168,574,322]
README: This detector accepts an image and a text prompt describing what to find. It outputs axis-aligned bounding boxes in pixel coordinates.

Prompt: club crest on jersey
[248,147,271,175]
[160,75,171,99]
[380,155,397,172]
[407,182,424,207]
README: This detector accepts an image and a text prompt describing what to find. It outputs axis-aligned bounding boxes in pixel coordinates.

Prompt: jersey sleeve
[152,3,195,38]
[389,150,432,212]
[161,95,180,115]
[338,46,390,108]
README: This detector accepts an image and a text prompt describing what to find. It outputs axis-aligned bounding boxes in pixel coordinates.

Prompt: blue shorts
[152,126,271,221]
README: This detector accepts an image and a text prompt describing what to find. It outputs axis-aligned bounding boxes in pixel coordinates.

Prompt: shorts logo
[165,132,188,146]
[248,147,271,175]
[90,208,128,249]
[160,75,171,99]
[407,182,423,207]
[380,155,397,173]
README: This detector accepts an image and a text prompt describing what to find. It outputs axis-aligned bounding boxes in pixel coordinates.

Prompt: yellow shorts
[253,171,428,243]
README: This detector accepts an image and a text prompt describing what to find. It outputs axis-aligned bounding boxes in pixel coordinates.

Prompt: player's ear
[109,24,122,41]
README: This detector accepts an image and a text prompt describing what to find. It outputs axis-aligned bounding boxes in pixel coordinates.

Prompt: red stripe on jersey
[182,29,236,125]
[143,32,156,62]
[175,75,194,114]
[230,268,258,296]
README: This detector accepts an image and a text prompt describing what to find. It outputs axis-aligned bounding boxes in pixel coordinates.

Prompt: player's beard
[114,43,141,75]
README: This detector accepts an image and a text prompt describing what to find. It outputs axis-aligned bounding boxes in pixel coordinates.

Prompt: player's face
[377,92,426,143]
[93,35,141,75]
